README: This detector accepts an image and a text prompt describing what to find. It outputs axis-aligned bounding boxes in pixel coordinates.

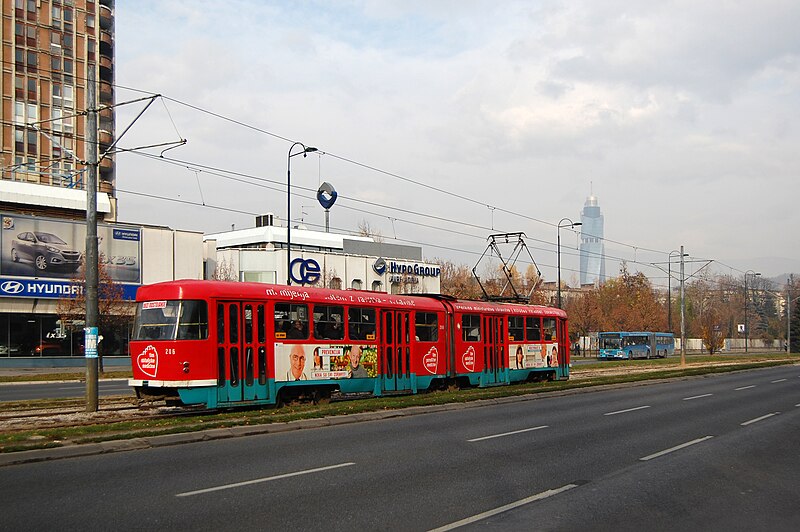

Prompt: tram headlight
[182,361,190,373]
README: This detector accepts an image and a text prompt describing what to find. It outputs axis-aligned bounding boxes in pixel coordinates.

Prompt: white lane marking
[683,393,713,401]
[741,412,779,426]
[428,484,578,531]
[640,436,714,461]
[735,385,756,391]
[771,379,787,383]
[468,425,548,442]
[604,405,650,416]
[176,462,355,497]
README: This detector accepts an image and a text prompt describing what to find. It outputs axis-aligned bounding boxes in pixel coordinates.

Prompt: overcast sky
[114,1,800,288]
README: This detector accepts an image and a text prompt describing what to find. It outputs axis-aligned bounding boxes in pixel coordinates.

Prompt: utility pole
[680,245,686,367]
[85,69,99,412]
[789,274,794,354]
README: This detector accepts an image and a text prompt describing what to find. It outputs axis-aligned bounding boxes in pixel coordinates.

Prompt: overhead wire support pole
[85,68,99,412]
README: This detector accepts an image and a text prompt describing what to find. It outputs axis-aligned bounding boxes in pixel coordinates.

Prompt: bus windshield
[133,300,208,341]
[600,336,621,349]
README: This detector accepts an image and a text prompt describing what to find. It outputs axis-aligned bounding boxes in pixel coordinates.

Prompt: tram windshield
[133,300,208,341]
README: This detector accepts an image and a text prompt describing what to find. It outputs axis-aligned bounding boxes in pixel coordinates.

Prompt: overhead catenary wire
[9,71,714,282]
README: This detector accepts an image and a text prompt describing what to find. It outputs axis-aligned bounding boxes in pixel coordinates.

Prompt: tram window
[542,318,556,341]
[257,305,265,344]
[462,314,481,342]
[313,305,344,340]
[217,303,225,344]
[508,316,524,341]
[348,307,376,340]
[229,305,239,343]
[230,347,239,386]
[415,312,438,342]
[258,346,267,385]
[176,301,208,340]
[244,305,253,344]
[134,300,207,341]
[526,317,541,341]
[217,347,225,386]
[274,303,308,340]
[245,346,254,385]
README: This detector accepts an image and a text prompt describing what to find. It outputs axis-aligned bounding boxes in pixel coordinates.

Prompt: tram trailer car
[129,280,570,408]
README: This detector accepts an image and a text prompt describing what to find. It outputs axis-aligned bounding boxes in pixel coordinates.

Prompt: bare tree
[210,257,238,281]
[56,256,135,371]
[357,219,384,243]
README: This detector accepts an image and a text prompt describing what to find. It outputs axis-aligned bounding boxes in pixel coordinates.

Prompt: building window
[27,78,36,99]
[86,14,95,28]
[14,102,24,124]
[351,279,362,290]
[63,59,73,74]
[15,129,24,151]
[27,130,37,155]
[26,103,37,124]
[372,280,382,292]
[330,277,342,290]
[52,5,61,21]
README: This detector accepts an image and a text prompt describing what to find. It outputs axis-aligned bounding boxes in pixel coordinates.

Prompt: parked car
[32,341,64,356]
[10,231,83,272]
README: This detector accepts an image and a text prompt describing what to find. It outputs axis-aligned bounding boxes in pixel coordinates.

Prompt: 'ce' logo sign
[290,258,321,285]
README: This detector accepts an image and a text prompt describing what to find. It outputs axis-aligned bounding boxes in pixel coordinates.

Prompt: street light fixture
[744,270,761,353]
[557,218,581,309]
[286,142,318,286]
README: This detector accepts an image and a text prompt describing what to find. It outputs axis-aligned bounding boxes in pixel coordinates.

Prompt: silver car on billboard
[10,231,83,272]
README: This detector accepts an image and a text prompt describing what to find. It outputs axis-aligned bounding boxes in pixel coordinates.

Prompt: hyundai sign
[0,277,139,300]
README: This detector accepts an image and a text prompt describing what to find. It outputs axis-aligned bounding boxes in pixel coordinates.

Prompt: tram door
[380,310,412,392]
[557,317,569,379]
[217,302,270,404]
[482,315,506,385]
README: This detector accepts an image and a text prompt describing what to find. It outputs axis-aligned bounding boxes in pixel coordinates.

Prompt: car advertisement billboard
[0,214,141,287]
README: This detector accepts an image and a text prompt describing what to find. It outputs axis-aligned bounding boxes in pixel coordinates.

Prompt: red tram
[128,280,570,407]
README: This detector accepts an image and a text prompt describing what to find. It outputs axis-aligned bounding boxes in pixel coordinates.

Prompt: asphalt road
[1,365,798,531]
[0,379,133,401]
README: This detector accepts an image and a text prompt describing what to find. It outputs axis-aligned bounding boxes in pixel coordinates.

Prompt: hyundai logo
[373,257,386,275]
[1,281,24,294]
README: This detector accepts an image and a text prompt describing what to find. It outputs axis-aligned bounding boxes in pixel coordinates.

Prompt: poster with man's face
[0,214,140,282]
[275,343,378,381]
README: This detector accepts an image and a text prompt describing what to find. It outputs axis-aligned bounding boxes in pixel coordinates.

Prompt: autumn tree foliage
[435,259,482,299]
[591,263,666,331]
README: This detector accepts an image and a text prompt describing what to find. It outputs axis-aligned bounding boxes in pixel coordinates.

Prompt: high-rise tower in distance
[1,0,116,220]
[579,193,605,286]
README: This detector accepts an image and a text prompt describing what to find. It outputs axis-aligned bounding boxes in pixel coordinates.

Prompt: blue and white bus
[598,332,674,360]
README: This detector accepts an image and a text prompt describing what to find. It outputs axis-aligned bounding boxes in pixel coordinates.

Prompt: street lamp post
[557,218,581,309]
[286,142,317,285]
[744,270,760,353]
